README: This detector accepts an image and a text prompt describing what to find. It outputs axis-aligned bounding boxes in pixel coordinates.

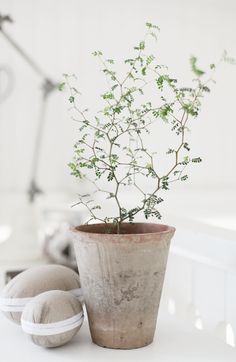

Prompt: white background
[0,0,236,197]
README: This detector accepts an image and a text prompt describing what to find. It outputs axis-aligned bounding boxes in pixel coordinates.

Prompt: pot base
[91,334,153,350]
[92,340,153,350]
[87,312,157,349]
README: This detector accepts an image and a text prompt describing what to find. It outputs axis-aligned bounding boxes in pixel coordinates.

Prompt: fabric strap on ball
[0,288,83,312]
[21,311,84,336]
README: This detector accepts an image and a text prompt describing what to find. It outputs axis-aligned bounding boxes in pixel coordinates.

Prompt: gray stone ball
[21,290,84,348]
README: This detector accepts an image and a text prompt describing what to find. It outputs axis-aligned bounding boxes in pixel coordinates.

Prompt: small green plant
[60,23,232,233]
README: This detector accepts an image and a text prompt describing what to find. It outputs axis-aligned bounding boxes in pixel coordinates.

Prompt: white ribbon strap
[21,311,84,336]
[0,288,83,312]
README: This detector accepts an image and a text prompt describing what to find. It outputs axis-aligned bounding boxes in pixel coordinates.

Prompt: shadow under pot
[72,222,175,350]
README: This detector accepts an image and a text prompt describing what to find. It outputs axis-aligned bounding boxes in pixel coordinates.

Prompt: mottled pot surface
[72,222,175,349]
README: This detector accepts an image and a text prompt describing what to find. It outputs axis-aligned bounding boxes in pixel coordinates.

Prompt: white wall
[0,0,236,196]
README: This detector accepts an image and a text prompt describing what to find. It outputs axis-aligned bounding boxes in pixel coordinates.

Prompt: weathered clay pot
[72,222,175,349]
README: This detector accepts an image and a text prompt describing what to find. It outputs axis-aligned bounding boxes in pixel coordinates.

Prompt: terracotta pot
[72,222,175,349]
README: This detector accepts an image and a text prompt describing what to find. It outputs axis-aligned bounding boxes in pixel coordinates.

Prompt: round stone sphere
[0,264,82,324]
[21,290,84,348]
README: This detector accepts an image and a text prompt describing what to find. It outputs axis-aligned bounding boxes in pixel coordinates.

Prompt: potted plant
[60,23,222,349]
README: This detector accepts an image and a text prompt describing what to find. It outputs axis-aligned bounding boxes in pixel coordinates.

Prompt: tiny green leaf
[58,82,65,91]
[190,56,205,77]
[69,96,75,103]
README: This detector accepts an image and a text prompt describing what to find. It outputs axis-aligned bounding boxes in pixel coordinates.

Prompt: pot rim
[71,222,176,237]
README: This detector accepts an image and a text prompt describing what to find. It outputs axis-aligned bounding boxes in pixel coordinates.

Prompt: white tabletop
[1,311,235,362]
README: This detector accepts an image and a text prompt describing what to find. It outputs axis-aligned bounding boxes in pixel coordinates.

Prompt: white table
[0,309,235,362]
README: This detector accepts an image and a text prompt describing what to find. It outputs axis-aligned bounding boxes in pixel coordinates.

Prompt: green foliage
[190,56,205,77]
[134,41,145,51]
[183,103,199,116]
[58,82,65,91]
[61,22,224,233]
[69,96,75,103]
[161,177,169,190]
[102,92,114,100]
[156,75,177,90]
[181,156,190,165]
[222,50,236,65]
[92,51,103,56]
[145,22,160,31]
[183,143,190,151]
[192,157,202,163]
[68,162,82,178]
